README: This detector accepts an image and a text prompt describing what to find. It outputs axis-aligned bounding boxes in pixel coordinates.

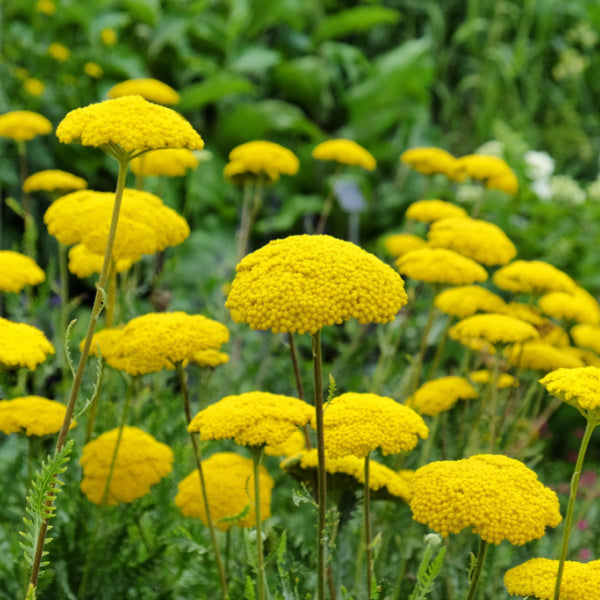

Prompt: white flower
[524,151,555,181]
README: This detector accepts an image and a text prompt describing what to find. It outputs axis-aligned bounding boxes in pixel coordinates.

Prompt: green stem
[364,453,372,599]
[312,330,327,600]
[465,538,488,600]
[418,414,441,467]
[287,332,313,451]
[104,259,117,328]
[425,316,453,380]
[315,167,342,235]
[552,418,597,600]
[252,446,267,600]
[409,295,439,394]
[487,355,501,453]
[58,242,70,385]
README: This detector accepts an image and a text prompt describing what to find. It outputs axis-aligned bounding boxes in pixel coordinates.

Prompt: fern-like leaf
[64,319,77,378]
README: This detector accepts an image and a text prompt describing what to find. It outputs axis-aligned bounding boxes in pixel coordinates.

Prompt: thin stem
[364,453,372,599]
[487,355,501,453]
[465,538,488,600]
[409,295,439,394]
[236,177,263,263]
[104,258,118,328]
[425,316,453,380]
[312,330,327,600]
[287,332,313,451]
[552,418,597,600]
[58,242,70,384]
[252,446,266,600]
[315,167,342,235]
[176,362,228,599]
[418,414,441,467]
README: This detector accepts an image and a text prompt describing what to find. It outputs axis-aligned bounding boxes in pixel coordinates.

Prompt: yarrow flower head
[48,42,70,61]
[405,199,468,223]
[400,147,463,181]
[406,376,478,417]
[410,454,561,545]
[0,396,75,436]
[0,251,45,293]
[175,452,274,531]
[130,148,199,177]
[434,285,506,318]
[0,318,54,370]
[470,370,517,388]
[23,169,87,194]
[493,260,576,295]
[80,426,173,505]
[188,391,314,448]
[264,430,306,458]
[226,235,407,335]
[449,313,539,348]
[383,233,427,258]
[0,110,52,142]
[312,139,376,170]
[396,247,488,286]
[571,324,600,354]
[540,366,600,421]
[68,244,133,278]
[538,287,600,325]
[107,79,180,105]
[454,154,519,194]
[506,342,584,371]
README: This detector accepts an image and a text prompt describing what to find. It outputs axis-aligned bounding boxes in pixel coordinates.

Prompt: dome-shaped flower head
[264,430,306,458]
[130,148,200,177]
[0,251,45,292]
[0,317,54,370]
[470,370,517,389]
[55,96,203,157]
[0,110,52,142]
[405,199,468,223]
[538,287,600,325]
[85,327,125,362]
[312,139,376,170]
[226,234,407,335]
[80,426,173,505]
[68,244,133,278]
[400,147,463,181]
[175,452,274,531]
[23,169,87,194]
[383,233,427,258]
[449,313,539,348]
[434,285,506,318]
[506,342,584,371]
[107,78,180,105]
[396,247,488,286]
[504,558,600,599]
[493,260,576,295]
[427,217,517,266]
[315,392,428,458]
[454,154,519,194]
[188,391,314,448]
[102,312,229,375]
[406,376,478,417]
[0,396,75,436]
[540,366,600,421]
[48,42,70,62]
[500,301,546,326]
[562,346,600,367]
[410,454,562,545]
[571,324,600,354]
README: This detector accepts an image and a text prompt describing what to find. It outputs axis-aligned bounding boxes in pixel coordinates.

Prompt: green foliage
[408,535,447,600]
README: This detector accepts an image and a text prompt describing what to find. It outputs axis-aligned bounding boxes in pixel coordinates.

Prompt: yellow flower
[500,301,547,326]
[400,147,463,181]
[101,28,117,46]
[85,327,125,361]
[317,392,428,458]
[427,217,517,266]
[56,96,203,154]
[0,317,54,370]
[312,139,376,170]
[396,247,488,285]
[80,426,173,505]
[225,140,300,183]
[68,244,133,278]
[107,79,180,105]
[0,396,75,436]
[188,391,314,447]
[192,349,230,368]
[405,199,468,223]
[102,312,229,375]
[571,324,600,354]
[0,251,45,292]
[130,148,199,177]
[506,342,584,371]
[83,62,103,79]
[264,430,306,457]
[540,366,600,419]
[469,370,517,389]
[226,234,407,335]
[504,558,600,599]
[383,233,427,258]
[48,42,70,62]
[175,452,274,531]
[36,0,55,14]
[493,260,576,294]
[0,110,52,142]
[410,454,561,545]
[224,160,280,185]
[434,285,506,318]
[406,376,478,417]
[449,313,539,346]
[23,169,87,194]
[538,287,600,325]
[454,154,519,194]
[562,346,600,367]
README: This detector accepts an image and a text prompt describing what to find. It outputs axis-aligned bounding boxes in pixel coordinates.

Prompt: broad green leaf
[122,0,161,25]
[230,46,282,76]
[313,6,401,43]
[178,73,255,111]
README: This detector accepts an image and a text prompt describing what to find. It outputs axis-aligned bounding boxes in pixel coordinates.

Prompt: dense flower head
[410,454,561,544]
[23,169,87,194]
[48,42,70,62]
[406,377,478,417]
[188,391,314,447]
[400,147,463,181]
[130,148,200,177]
[0,110,52,142]
[504,558,600,599]
[506,342,584,371]
[571,324,600,354]
[84,62,103,79]
[383,233,427,258]
[427,217,517,266]
[454,154,519,194]
[101,312,229,375]
[191,349,230,368]
[312,139,376,170]
[107,78,180,105]
[563,346,600,367]
[396,247,488,285]
[469,370,517,388]
[68,244,133,278]
[316,392,428,458]
[493,260,576,295]
[538,287,600,325]
[226,235,407,334]
[225,140,300,182]
[101,28,117,46]
[434,285,506,318]
[175,452,273,531]
[0,318,54,370]
[24,78,45,97]
[449,313,539,347]
[405,199,468,223]
[0,396,75,436]
[55,96,203,154]
[44,188,190,261]
[540,366,600,418]
[80,426,173,505]
[264,430,306,457]
[86,327,124,362]
[500,301,546,326]
[0,251,45,292]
